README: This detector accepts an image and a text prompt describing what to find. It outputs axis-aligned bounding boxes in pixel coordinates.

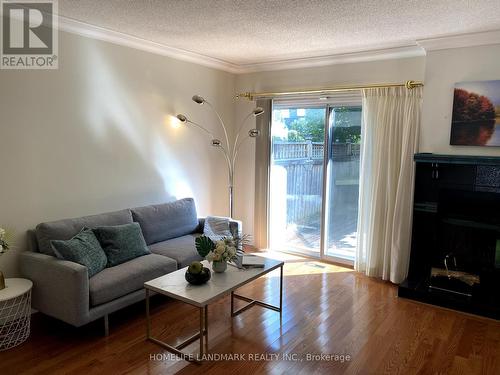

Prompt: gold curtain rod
[236,80,424,101]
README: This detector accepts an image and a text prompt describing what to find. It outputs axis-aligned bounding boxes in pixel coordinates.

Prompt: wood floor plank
[0,253,498,375]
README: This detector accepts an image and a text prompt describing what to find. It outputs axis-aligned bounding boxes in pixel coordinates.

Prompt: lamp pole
[177,97,263,218]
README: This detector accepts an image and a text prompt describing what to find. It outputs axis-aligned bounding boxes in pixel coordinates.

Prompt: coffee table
[144,257,284,362]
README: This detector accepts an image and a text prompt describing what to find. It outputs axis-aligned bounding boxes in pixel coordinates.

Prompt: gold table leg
[199,307,204,360]
[204,305,208,349]
[231,264,284,317]
[146,289,207,364]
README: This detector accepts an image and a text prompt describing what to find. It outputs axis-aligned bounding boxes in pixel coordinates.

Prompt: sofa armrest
[19,251,90,327]
[229,219,242,237]
[197,217,242,237]
[197,218,205,232]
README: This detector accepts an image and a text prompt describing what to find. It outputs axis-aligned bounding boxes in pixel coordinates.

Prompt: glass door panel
[269,107,325,256]
[325,106,362,261]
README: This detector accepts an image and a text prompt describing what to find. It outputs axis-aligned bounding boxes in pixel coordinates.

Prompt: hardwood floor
[1,252,499,375]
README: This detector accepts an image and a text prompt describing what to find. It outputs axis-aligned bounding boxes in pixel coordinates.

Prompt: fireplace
[398,154,500,319]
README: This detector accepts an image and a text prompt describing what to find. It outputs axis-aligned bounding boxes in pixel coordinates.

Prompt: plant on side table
[0,227,14,290]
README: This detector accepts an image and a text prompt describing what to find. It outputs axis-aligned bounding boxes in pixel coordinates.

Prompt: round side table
[0,278,33,351]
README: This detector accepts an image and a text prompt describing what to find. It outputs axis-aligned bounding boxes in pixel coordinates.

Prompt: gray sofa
[20,198,241,333]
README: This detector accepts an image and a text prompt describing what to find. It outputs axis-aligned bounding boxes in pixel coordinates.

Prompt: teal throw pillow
[51,228,108,278]
[93,222,150,267]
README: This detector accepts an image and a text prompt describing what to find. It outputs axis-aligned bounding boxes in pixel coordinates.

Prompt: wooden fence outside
[271,142,360,225]
[273,141,360,162]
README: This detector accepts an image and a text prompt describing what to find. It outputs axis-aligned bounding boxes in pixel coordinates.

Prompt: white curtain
[355,86,423,284]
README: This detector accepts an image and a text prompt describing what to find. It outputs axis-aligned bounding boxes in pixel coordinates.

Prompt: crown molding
[57,15,426,74]
[57,16,500,75]
[417,29,500,51]
[57,16,242,74]
[237,45,425,73]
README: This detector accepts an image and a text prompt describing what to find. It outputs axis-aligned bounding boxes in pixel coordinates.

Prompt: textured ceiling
[59,0,500,65]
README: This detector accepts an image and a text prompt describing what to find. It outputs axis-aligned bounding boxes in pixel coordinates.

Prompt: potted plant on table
[0,227,13,290]
[195,236,244,273]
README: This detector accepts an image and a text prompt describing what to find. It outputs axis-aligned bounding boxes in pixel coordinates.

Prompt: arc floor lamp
[177,95,264,218]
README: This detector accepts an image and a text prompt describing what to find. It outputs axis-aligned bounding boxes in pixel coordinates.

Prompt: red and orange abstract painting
[450,80,500,146]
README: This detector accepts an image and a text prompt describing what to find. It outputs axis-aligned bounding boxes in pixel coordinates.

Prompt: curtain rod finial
[406,80,421,89]
[235,92,253,101]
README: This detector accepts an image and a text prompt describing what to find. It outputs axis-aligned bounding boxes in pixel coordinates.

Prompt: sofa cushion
[148,234,203,269]
[93,223,150,267]
[51,228,107,278]
[89,254,176,306]
[36,209,133,256]
[131,198,199,245]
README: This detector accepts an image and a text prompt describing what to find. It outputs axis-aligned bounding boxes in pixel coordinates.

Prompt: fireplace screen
[429,189,500,298]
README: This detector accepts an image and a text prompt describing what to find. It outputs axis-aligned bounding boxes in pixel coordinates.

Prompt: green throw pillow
[93,222,150,267]
[51,229,108,278]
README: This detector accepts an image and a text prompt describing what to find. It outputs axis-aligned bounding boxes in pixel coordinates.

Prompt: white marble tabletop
[144,257,283,307]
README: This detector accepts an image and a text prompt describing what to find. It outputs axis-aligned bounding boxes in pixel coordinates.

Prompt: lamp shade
[176,114,187,123]
[192,95,205,105]
[253,107,264,116]
[248,129,260,137]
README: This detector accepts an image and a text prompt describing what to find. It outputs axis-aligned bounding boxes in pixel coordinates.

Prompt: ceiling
[58,0,500,68]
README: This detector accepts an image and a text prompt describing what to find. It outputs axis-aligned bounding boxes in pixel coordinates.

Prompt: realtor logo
[1,0,58,69]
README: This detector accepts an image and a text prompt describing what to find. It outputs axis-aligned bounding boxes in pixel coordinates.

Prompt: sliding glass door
[325,106,362,261]
[269,99,362,264]
[269,106,325,256]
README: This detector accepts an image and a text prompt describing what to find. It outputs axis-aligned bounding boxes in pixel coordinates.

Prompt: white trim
[238,45,425,73]
[56,15,424,74]
[56,15,500,74]
[417,29,500,51]
[57,16,242,74]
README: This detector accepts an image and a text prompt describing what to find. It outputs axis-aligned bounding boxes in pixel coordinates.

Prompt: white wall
[0,31,235,276]
[234,45,500,243]
[234,57,426,240]
[2,28,498,276]
[421,44,500,156]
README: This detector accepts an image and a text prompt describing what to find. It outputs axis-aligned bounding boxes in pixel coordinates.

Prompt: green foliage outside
[275,107,362,143]
[286,109,325,142]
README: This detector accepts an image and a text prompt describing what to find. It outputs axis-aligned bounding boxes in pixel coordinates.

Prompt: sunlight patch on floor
[252,250,353,276]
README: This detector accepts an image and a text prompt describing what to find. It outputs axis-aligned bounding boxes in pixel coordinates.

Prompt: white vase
[212,261,227,273]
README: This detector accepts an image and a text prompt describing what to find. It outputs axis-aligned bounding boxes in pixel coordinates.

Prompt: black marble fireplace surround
[398,153,500,319]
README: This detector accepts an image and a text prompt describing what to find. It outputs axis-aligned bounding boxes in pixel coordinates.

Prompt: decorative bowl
[185,267,211,285]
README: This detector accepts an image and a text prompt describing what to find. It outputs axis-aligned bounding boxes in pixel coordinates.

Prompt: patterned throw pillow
[203,216,232,241]
[93,222,150,267]
[51,228,108,278]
